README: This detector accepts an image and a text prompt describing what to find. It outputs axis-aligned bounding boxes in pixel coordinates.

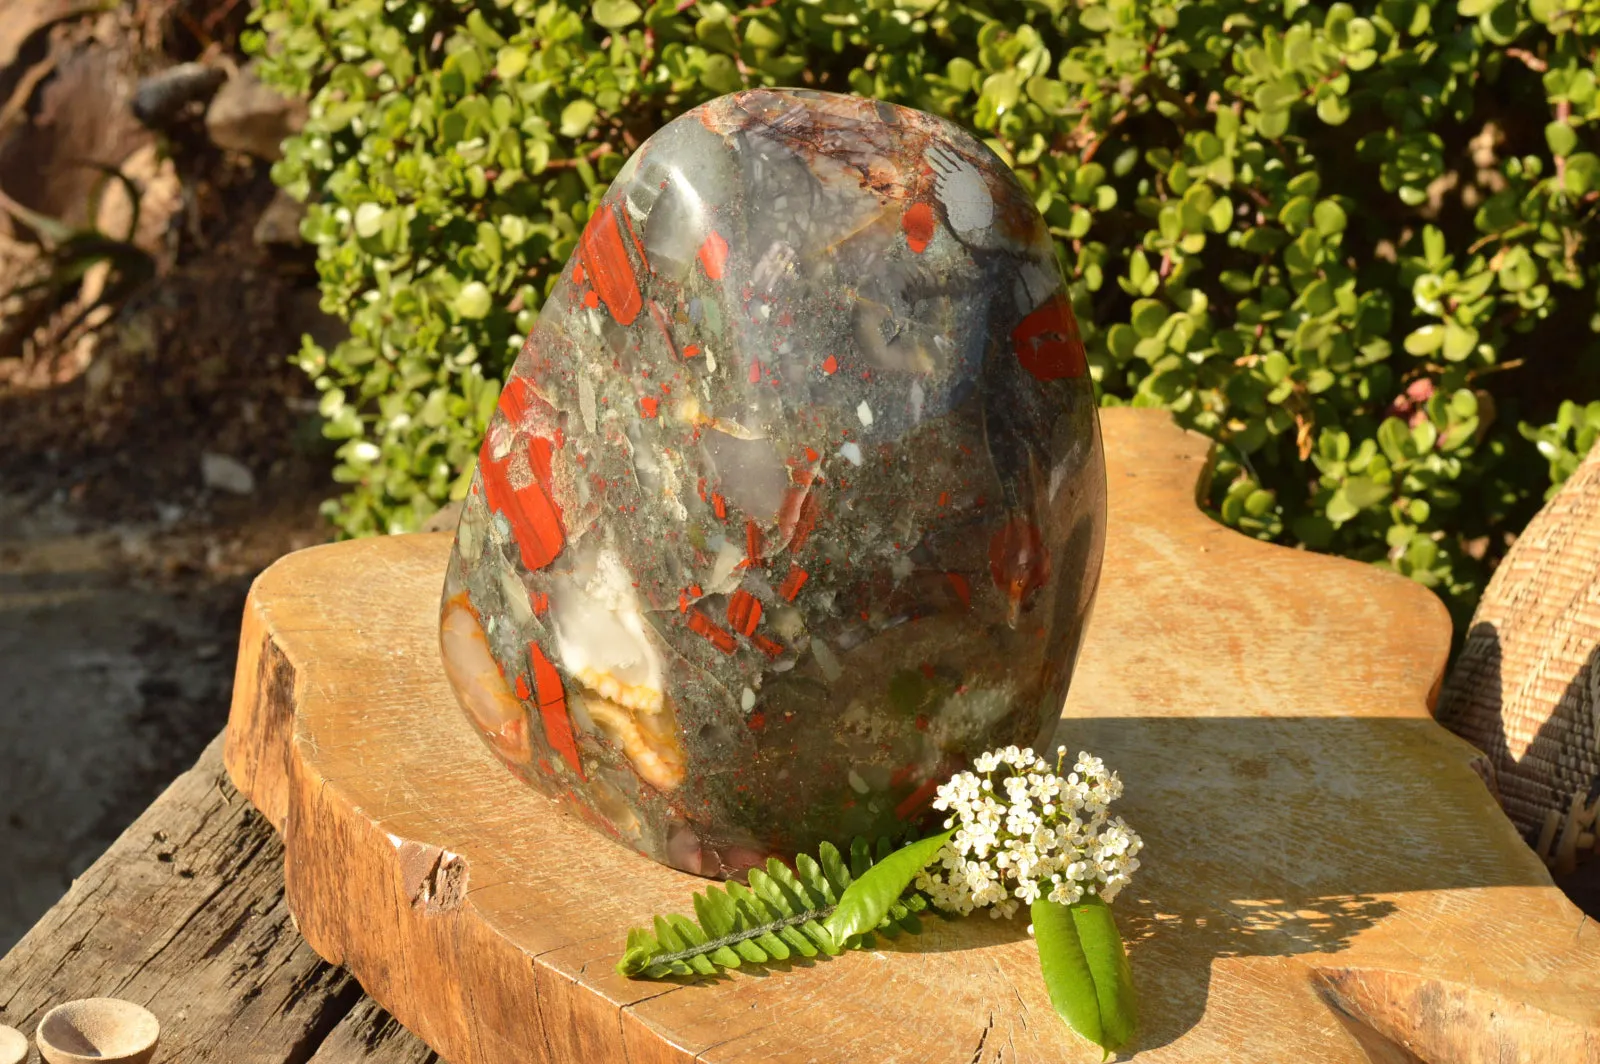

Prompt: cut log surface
[0,736,435,1063]
[225,408,1600,1063]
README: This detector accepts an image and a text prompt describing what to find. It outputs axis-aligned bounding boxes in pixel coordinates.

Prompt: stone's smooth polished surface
[440,88,1106,877]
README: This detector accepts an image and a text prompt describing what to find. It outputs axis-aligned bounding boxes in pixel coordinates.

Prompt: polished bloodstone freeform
[440,89,1107,877]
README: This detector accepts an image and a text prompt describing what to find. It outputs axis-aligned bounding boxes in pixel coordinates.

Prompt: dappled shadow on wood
[637,709,1561,1051]
[1042,713,1550,1052]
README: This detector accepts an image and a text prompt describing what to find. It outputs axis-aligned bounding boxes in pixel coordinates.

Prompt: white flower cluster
[916,745,1143,925]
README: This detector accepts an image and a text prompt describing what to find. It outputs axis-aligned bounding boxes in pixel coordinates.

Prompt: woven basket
[1435,443,1600,877]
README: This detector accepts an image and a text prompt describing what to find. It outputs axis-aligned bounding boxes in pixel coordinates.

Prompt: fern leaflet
[617,838,930,978]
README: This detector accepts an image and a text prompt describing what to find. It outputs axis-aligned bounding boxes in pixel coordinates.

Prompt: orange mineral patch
[727,589,763,636]
[1011,292,1087,381]
[778,485,819,552]
[744,519,763,566]
[688,609,737,653]
[989,517,1051,620]
[778,566,809,601]
[479,435,566,572]
[902,201,935,254]
[529,641,583,777]
[895,777,942,818]
[581,696,686,792]
[439,592,532,762]
[496,376,534,431]
[698,230,729,280]
[579,204,642,326]
[529,435,555,486]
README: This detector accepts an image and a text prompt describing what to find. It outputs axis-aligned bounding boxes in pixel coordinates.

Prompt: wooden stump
[225,409,1600,1063]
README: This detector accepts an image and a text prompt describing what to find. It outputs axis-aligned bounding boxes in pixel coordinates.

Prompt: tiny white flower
[923,743,1140,919]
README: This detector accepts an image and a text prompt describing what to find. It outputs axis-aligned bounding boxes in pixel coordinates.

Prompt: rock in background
[205,62,306,161]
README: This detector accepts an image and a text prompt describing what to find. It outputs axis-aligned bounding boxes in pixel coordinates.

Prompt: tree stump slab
[225,408,1600,1063]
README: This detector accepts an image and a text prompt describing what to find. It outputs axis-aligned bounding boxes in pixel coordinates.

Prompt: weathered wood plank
[0,736,367,1063]
[309,997,438,1064]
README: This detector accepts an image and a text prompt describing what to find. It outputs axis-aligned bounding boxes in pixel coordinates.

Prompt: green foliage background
[249,0,1600,628]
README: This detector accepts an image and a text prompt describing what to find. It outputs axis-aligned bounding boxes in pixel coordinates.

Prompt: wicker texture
[1436,443,1600,875]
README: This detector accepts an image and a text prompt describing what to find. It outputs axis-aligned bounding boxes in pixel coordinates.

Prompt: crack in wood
[967,1009,994,1064]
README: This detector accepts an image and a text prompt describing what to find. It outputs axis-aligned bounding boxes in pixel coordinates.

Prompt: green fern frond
[617,838,930,979]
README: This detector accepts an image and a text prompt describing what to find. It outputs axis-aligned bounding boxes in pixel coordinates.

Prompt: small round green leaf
[455,281,493,319]
[1564,152,1600,196]
[354,202,385,239]
[496,47,529,80]
[1442,321,1478,361]
[1546,121,1578,158]
[1255,77,1300,113]
[1404,324,1445,355]
[592,0,642,28]
[1317,92,1351,125]
[1343,475,1390,509]
[1254,106,1291,139]
[1208,197,1233,232]
[1106,324,1138,361]
[699,54,741,94]
[1496,246,1539,292]
[1131,300,1168,338]
[1313,200,1347,236]
[1326,488,1359,524]
[560,100,598,139]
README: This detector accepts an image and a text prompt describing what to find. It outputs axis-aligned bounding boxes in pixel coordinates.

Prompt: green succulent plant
[250,0,1600,628]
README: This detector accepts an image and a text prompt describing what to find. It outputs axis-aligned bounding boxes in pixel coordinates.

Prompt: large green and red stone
[440,89,1106,877]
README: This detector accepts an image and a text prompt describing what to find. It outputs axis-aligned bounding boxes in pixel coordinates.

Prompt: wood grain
[225,408,1600,1063]
[0,735,352,1061]
[310,997,439,1064]
[0,735,437,1064]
